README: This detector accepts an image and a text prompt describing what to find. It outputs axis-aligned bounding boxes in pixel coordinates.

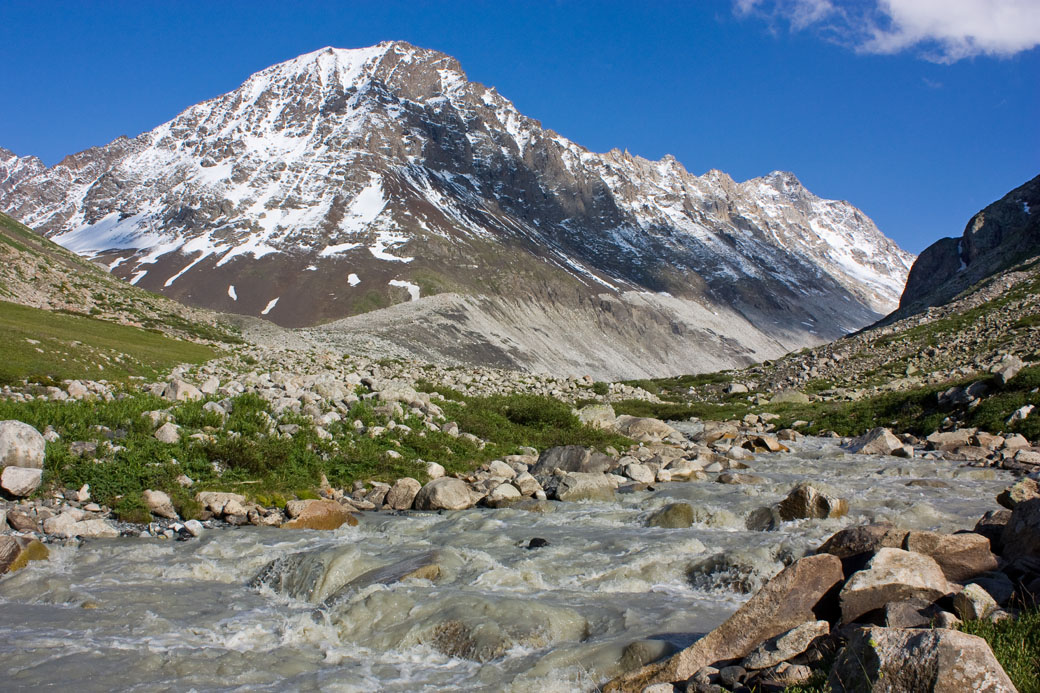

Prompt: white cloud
[736,0,1040,62]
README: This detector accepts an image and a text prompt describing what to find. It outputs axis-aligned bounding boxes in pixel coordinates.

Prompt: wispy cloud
[735,0,1040,63]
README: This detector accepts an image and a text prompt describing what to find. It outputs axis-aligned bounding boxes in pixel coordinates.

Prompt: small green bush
[959,609,1040,693]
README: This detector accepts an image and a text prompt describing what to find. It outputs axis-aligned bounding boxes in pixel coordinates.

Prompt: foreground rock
[0,535,48,575]
[828,627,1016,692]
[0,420,45,469]
[604,553,843,691]
[902,530,998,582]
[839,548,953,624]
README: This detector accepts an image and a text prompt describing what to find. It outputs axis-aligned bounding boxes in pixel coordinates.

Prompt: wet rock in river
[0,535,48,575]
[647,502,695,529]
[542,471,616,502]
[606,553,843,691]
[282,499,358,530]
[845,427,906,456]
[777,483,848,521]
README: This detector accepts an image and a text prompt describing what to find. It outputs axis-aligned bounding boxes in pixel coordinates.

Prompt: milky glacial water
[0,437,1012,691]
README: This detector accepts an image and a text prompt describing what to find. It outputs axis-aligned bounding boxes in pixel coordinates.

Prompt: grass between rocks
[611,365,1040,441]
[959,609,1040,693]
[0,389,629,520]
[0,300,219,386]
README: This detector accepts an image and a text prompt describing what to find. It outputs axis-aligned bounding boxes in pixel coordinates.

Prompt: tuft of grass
[444,393,631,454]
[959,609,1040,693]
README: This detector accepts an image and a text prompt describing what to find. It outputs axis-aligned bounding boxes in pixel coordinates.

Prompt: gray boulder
[612,415,679,442]
[647,502,695,529]
[545,472,616,502]
[1,466,43,497]
[531,446,613,475]
[386,477,422,510]
[576,404,617,429]
[828,627,1016,692]
[777,483,848,521]
[162,379,203,402]
[0,420,46,469]
[413,477,478,511]
[846,427,905,456]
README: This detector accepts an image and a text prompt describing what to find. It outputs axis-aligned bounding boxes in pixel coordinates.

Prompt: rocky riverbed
[0,433,1021,691]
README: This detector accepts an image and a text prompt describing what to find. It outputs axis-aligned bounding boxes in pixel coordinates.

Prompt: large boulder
[531,446,613,475]
[769,390,810,405]
[162,379,203,402]
[846,427,906,456]
[0,420,46,469]
[647,502,695,529]
[828,627,1016,692]
[1001,497,1040,562]
[604,554,844,692]
[997,478,1040,509]
[545,472,616,502]
[1,466,43,497]
[903,530,998,583]
[142,489,178,519]
[385,477,422,510]
[0,535,48,575]
[576,404,617,429]
[818,524,908,560]
[413,477,479,511]
[282,499,358,530]
[777,483,848,521]
[839,548,954,624]
[611,415,679,442]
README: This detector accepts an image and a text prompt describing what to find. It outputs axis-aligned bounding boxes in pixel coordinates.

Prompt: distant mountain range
[0,41,916,378]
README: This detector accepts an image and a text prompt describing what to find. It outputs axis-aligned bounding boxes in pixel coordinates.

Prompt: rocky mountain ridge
[0,41,914,378]
[896,173,1039,317]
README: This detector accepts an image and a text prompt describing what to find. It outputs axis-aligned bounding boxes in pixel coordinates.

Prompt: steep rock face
[1,42,915,377]
[899,174,1039,314]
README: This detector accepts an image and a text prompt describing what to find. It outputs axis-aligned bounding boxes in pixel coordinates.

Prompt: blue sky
[1,0,1037,254]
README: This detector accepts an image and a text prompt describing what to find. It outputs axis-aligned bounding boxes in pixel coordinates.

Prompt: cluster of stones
[847,424,1040,477]
[608,493,1040,693]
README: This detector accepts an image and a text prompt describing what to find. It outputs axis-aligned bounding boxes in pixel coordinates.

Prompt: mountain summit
[0,42,915,377]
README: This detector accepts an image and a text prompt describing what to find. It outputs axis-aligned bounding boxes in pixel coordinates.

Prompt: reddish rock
[281,499,358,530]
[903,530,998,583]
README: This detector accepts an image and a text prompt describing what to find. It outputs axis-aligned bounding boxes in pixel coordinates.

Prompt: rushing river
[0,436,1013,691]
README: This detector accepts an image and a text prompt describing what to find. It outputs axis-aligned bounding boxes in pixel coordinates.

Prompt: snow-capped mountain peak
[1,42,915,377]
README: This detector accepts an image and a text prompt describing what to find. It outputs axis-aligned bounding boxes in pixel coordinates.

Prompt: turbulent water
[0,437,1012,691]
